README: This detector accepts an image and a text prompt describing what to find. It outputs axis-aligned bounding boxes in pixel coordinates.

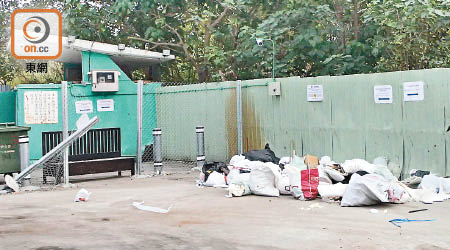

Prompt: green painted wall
[0,92,16,123]
[156,68,449,176]
[16,52,159,161]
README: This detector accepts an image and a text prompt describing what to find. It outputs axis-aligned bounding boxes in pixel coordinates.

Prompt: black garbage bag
[244,143,280,164]
[202,162,229,181]
[412,170,430,178]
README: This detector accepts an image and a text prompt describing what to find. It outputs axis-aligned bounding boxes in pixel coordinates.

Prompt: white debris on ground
[132,201,173,213]
[197,145,450,208]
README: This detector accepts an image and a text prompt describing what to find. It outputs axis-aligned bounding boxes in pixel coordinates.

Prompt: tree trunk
[333,0,346,50]
[353,0,360,40]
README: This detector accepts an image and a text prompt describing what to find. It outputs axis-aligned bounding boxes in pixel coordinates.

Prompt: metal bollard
[153,128,162,175]
[18,135,31,186]
[196,126,205,169]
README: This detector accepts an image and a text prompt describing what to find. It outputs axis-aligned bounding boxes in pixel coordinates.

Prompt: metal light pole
[256,38,276,81]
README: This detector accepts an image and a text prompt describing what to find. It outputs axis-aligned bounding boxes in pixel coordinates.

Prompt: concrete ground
[0,164,449,250]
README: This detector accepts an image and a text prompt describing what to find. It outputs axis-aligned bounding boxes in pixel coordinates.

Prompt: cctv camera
[256,38,264,46]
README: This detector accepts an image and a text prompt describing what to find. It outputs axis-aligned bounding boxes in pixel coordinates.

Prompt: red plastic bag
[301,169,319,200]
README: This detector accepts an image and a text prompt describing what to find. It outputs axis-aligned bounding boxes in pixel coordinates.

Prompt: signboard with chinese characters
[97,99,114,112]
[403,81,425,102]
[307,85,324,102]
[24,91,58,124]
[75,100,93,114]
[374,85,393,104]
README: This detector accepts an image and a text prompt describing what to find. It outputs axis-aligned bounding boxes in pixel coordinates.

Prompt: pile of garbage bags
[198,144,450,207]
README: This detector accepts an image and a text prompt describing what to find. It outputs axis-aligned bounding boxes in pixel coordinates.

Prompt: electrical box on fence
[89,70,120,92]
[268,81,281,96]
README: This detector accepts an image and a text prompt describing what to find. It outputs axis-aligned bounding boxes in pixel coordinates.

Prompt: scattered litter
[74,188,91,202]
[409,209,428,213]
[5,175,19,192]
[389,218,435,228]
[341,174,405,207]
[132,174,152,179]
[0,190,10,195]
[199,152,450,209]
[132,201,172,213]
[226,182,251,198]
[301,203,323,211]
[203,162,229,180]
[21,186,40,192]
[421,175,450,194]
[410,169,430,178]
[244,144,280,164]
[370,209,387,214]
[402,176,422,188]
[195,180,205,188]
[204,171,226,187]
[318,183,348,202]
[229,155,245,166]
[249,162,281,197]
[309,203,323,209]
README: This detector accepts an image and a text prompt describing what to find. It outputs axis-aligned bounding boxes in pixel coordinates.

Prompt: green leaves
[0,0,447,85]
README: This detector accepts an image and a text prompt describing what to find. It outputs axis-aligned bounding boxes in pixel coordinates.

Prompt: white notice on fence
[75,100,93,114]
[374,85,393,104]
[307,85,323,102]
[403,81,424,102]
[24,91,58,124]
[97,99,114,112]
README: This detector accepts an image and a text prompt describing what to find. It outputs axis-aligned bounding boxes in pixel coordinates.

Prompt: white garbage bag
[285,164,304,199]
[277,170,291,195]
[279,157,291,166]
[229,155,245,166]
[227,169,250,185]
[441,178,450,194]
[248,162,281,197]
[371,156,397,181]
[226,169,240,185]
[319,156,332,166]
[341,159,376,174]
[374,165,397,182]
[341,174,390,206]
[234,159,265,171]
[227,182,252,197]
[317,165,332,184]
[226,169,251,197]
[205,171,226,187]
[323,167,345,182]
[421,175,450,194]
[318,183,348,200]
[420,175,441,192]
[372,156,388,166]
[290,155,307,170]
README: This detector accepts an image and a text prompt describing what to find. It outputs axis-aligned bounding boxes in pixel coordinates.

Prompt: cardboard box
[304,154,319,169]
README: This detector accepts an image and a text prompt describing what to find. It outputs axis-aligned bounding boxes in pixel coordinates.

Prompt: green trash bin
[0,125,30,175]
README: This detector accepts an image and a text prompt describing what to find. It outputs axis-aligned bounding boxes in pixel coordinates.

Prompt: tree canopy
[0,0,448,84]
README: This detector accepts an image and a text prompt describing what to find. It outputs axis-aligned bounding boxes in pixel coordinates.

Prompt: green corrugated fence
[155,68,450,177]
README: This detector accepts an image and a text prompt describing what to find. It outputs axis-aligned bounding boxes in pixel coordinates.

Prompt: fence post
[62,81,69,185]
[18,135,30,186]
[196,126,205,169]
[136,80,143,176]
[153,128,162,174]
[237,80,243,155]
